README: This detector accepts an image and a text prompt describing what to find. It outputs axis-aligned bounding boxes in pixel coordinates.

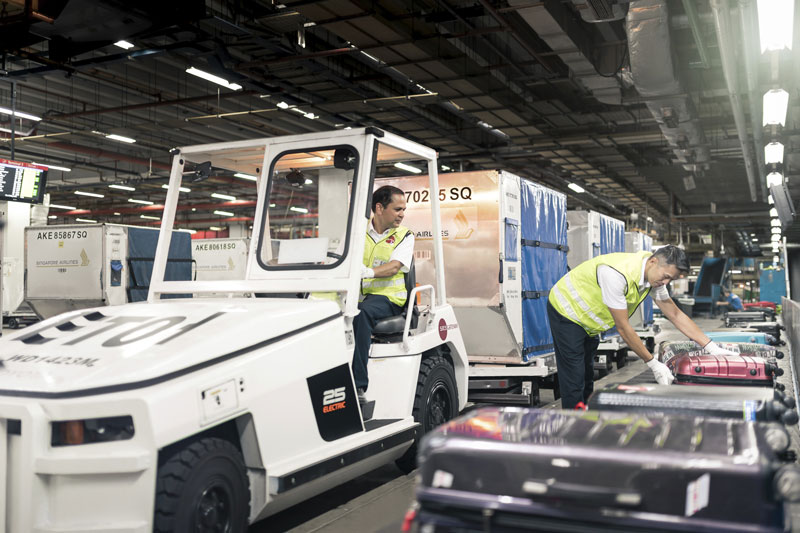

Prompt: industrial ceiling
[0,0,793,257]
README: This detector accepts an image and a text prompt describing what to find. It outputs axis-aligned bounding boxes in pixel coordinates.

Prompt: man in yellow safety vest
[354,185,415,403]
[548,245,737,409]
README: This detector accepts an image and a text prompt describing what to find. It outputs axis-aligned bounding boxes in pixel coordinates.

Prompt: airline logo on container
[438,318,458,340]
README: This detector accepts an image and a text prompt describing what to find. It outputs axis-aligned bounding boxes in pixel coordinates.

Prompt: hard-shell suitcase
[705,330,779,346]
[588,383,798,425]
[657,340,783,365]
[745,301,777,311]
[726,310,771,324]
[668,353,782,387]
[743,321,784,340]
[415,407,800,532]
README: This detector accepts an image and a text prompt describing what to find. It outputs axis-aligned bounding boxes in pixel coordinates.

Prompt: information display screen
[0,158,47,204]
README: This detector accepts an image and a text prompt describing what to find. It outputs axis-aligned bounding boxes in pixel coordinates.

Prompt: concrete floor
[250,316,739,532]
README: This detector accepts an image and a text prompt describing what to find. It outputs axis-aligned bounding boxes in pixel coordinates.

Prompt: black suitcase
[588,383,798,426]
[415,407,800,532]
[725,311,770,325]
[744,322,785,341]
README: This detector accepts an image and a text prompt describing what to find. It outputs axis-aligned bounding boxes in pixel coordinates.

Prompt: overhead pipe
[739,0,769,201]
[48,142,171,171]
[710,0,759,202]
[681,0,711,68]
[61,200,257,217]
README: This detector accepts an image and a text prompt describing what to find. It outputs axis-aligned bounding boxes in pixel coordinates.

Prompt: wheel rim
[425,380,452,431]
[195,482,232,533]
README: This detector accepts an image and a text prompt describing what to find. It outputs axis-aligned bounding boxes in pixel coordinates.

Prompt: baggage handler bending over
[353,185,415,403]
[547,245,737,409]
[716,287,744,311]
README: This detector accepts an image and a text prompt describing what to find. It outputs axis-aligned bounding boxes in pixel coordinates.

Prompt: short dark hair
[652,244,690,274]
[372,185,404,212]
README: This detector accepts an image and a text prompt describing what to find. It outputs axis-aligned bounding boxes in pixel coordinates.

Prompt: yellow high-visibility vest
[549,251,653,335]
[362,226,411,307]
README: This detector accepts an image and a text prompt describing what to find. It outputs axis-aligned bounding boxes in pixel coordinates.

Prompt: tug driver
[353,185,415,404]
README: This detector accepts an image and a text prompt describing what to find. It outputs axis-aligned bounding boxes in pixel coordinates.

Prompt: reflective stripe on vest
[362,225,410,307]
[548,250,653,335]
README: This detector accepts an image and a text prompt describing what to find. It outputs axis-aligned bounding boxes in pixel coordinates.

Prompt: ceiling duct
[510,0,625,105]
[572,0,627,22]
[625,0,711,171]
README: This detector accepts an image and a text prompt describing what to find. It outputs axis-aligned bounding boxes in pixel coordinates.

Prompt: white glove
[704,341,738,357]
[647,358,675,385]
[361,265,375,279]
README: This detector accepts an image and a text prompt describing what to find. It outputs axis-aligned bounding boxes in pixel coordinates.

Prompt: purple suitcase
[415,408,800,532]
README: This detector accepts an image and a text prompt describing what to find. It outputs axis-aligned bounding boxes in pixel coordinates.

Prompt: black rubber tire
[154,437,250,533]
[395,354,458,473]
[7,317,18,329]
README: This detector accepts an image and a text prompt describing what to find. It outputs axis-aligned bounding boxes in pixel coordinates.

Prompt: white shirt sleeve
[389,231,415,273]
[652,285,670,300]
[597,265,628,310]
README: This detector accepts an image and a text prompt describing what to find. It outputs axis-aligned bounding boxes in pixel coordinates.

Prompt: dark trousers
[352,294,402,390]
[547,300,600,409]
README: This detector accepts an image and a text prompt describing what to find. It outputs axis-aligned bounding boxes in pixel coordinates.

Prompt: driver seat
[372,258,419,343]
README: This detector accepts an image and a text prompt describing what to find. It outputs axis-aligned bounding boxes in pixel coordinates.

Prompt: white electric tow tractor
[0,128,468,532]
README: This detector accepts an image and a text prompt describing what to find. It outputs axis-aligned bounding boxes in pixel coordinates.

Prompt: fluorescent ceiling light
[394,162,422,174]
[106,134,136,144]
[185,67,242,91]
[767,172,784,187]
[50,204,77,210]
[765,142,785,165]
[48,215,57,219]
[304,178,313,185]
[75,218,96,223]
[772,227,782,234]
[774,255,781,263]
[0,107,41,121]
[750,233,756,236]
[209,226,224,231]
[753,238,759,242]
[770,207,779,217]
[114,212,121,216]
[269,203,276,207]
[567,183,585,193]
[211,192,236,201]
[109,184,135,191]
[75,190,104,198]
[234,172,258,181]
[177,228,197,234]
[731,270,743,274]
[32,162,71,172]
[140,214,160,221]
[114,40,134,50]
[276,101,290,109]
[757,0,794,52]
[769,194,775,204]
[289,206,308,213]
[772,234,782,242]
[128,198,154,205]
[772,218,782,226]
[763,89,789,126]
[441,165,451,171]
[214,210,234,217]
[162,184,191,193]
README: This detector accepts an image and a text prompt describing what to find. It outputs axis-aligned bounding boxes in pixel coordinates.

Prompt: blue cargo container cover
[598,215,625,339]
[520,180,568,359]
[128,228,193,301]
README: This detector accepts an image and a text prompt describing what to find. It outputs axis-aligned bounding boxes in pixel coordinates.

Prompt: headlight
[51,416,134,446]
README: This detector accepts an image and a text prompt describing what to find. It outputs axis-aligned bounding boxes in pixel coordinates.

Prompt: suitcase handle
[522,478,642,507]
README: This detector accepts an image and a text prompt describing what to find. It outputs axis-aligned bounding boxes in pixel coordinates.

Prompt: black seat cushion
[373,315,406,335]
